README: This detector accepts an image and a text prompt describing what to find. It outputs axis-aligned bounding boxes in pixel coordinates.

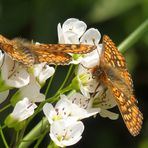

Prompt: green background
[0,0,148,148]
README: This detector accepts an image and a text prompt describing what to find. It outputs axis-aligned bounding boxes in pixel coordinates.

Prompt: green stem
[57,65,74,91]
[0,104,11,113]
[48,141,60,148]
[118,19,148,53]
[0,125,9,148]
[18,118,49,148]
[34,128,49,148]
[46,84,72,103]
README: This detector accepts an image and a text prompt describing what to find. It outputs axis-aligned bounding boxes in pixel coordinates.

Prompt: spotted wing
[109,82,143,136]
[0,35,35,65]
[31,43,96,65]
[101,35,126,69]
[101,35,133,92]
[101,35,143,136]
[32,49,72,65]
[33,44,96,54]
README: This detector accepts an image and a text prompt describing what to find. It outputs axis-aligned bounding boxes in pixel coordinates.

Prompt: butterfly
[92,35,143,136]
[0,34,96,66]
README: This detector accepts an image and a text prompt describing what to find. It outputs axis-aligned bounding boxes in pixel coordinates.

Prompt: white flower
[0,54,30,89]
[58,18,87,44]
[0,90,9,104]
[12,75,45,103]
[32,62,55,85]
[67,92,100,118]
[11,62,55,104]
[50,119,84,147]
[43,94,99,124]
[43,98,75,124]
[93,87,119,120]
[57,18,90,64]
[57,18,102,66]
[75,65,99,98]
[43,98,85,124]
[10,97,37,121]
[79,28,102,67]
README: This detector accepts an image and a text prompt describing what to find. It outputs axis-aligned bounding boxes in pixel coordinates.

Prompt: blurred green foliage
[0,0,148,148]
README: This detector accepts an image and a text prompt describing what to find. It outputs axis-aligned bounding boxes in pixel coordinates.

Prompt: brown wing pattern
[102,35,133,92]
[33,44,96,54]
[102,35,126,69]
[0,34,96,66]
[109,81,143,136]
[0,35,35,65]
[33,49,72,65]
[101,35,143,136]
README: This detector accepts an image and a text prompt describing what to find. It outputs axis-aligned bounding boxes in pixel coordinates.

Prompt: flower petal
[18,76,45,102]
[11,97,37,121]
[99,109,119,120]
[62,18,87,38]
[80,28,101,45]
[1,55,30,88]
[50,119,84,147]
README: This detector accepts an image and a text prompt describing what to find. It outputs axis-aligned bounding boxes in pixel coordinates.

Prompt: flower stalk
[118,19,148,53]
[18,118,49,148]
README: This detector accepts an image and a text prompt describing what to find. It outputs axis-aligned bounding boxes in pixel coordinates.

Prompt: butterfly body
[92,35,143,136]
[0,34,96,66]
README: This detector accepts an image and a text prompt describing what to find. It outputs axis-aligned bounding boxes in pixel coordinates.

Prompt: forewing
[32,49,72,65]
[0,35,34,65]
[101,35,133,92]
[101,35,126,69]
[33,43,96,54]
[31,43,96,65]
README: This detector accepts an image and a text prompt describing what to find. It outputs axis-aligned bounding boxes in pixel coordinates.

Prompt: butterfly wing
[101,35,143,136]
[0,35,96,65]
[107,80,143,136]
[33,43,96,54]
[0,35,35,65]
[101,35,133,93]
[31,43,96,65]
[31,48,72,65]
[101,35,126,69]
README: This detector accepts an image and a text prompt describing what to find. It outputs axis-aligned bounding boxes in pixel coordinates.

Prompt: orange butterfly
[92,35,143,136]
[0,35,96,66]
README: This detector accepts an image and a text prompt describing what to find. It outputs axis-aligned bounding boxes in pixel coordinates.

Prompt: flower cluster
[43,18,118,147]
[0,52,55,128]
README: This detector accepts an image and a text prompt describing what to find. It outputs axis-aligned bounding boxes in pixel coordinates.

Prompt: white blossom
[10,97,37,121]
[0,54,30,89]
[79,28,102,67]
[50,119,84,147]
[43,96,95,124]
[16,76,45,102]
[76,64,99,98]
[32,62,55,85]
[67,92,100,118]
[93,88,119,120]
[58,18,87,44]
